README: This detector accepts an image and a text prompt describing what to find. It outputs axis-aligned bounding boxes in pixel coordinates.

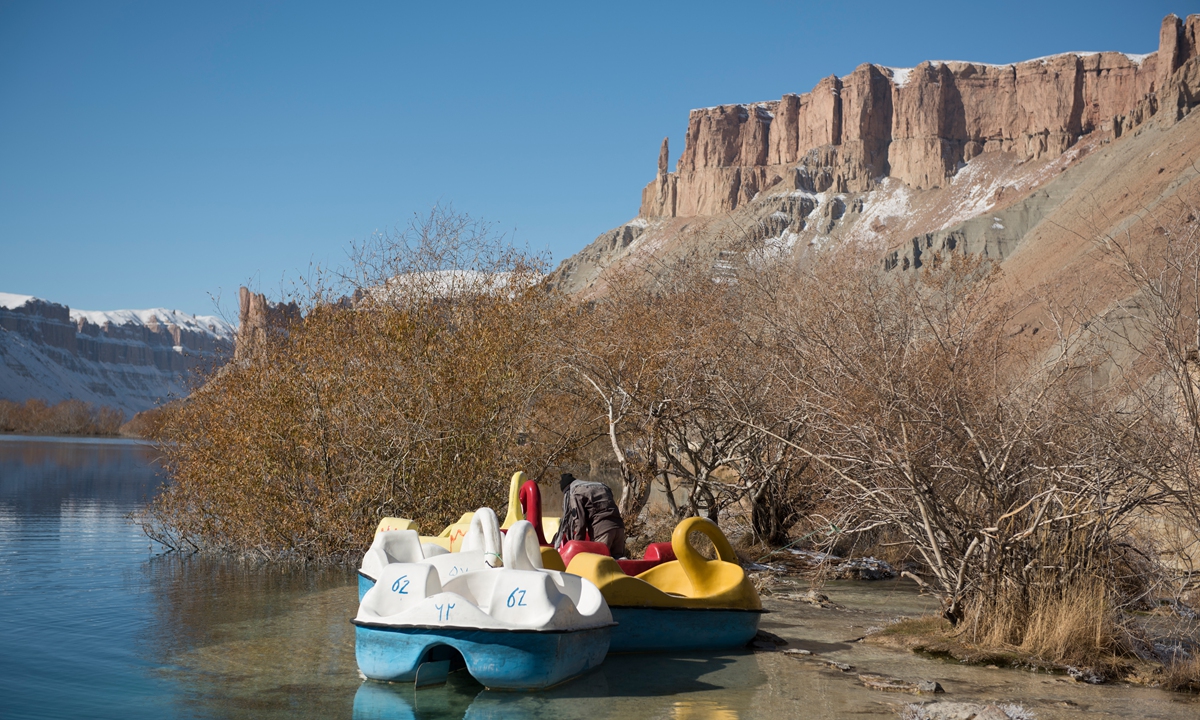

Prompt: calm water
[0,437,774,720]
[3,436,1198,720]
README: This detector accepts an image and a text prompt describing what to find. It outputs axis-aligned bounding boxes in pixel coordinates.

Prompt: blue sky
[0,0,1190,317]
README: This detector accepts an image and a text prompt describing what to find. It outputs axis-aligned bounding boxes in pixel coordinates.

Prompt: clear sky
[0,0,1190,318]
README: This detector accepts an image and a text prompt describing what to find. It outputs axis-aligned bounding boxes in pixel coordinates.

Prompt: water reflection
[136,554,359,719]
[0,435,161,513]
[351,651,763,719]
[670,700,739,720]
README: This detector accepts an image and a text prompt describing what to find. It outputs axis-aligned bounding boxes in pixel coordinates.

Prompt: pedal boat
[353,520,614,690]
[358,508,503,601]
[502,471,560,541]
[558,538,677,576]
[376,471,558,553]
[564,517,763,652]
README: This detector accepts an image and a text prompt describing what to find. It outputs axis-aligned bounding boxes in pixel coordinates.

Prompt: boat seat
[565,517,760,610]
[558,540,610,569]
[616,541,675,575]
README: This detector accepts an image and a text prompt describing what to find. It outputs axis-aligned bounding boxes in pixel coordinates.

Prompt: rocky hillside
[552,13,1200,297]
[0,293,234,414]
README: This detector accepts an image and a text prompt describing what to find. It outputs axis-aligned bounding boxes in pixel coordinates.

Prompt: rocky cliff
[556,13,1200,296]
[642,19,1200,219]
[233,287,300,362]
[0,293,235,414]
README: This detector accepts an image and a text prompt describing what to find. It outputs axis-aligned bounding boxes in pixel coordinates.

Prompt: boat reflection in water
[352,649,762,719]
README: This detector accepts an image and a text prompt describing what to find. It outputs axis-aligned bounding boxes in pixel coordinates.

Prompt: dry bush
[0,398,124,436]
[547,256,812,543]
[142,207,582,561]
[1100,191,1200,607]
[743,248,1170,631]
[119,405,170,438]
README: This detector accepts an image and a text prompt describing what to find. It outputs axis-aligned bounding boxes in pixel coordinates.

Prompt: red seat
[518,480,551,546]
[616,542,676,575]
[558,540,610,569]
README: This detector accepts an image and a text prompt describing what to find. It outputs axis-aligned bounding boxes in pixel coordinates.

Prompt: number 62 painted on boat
[391,575,410,594]
[506,588,527,607]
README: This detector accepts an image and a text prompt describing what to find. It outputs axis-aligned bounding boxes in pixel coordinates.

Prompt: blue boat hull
[607,606,763,652]
[353,623,612,691]
[358,572,374,601]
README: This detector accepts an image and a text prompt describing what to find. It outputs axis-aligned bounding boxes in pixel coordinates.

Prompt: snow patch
[887,67,913,87]
[935,159,1008,230]
[371,270,543,304]
[0,292,36,310]
[761,229,801,257]
[626,217,649,229]
[858,179,911,224]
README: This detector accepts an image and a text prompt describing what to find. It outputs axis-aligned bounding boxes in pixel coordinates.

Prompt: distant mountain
[551,13,1200,297]
[0,292,235,415]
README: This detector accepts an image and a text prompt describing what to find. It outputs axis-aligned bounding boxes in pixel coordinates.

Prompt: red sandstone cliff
[553,13,1200,300]
[233,287,301,362]
[640,14,1200,219]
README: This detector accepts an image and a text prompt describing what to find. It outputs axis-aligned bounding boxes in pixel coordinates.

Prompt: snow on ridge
[0,292,36,310]
[71,307,236,339]
[2,291,235,338]
[887,67,913,87]
[885,51,1153,84]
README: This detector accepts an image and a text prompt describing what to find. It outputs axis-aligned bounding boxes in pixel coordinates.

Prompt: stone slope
[0,294,234,414]
[553,13,1200,297]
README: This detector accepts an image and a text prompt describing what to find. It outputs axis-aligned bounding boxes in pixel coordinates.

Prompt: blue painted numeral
[435,602,455,621]
[506,588,527,608]
[391,575,410,594]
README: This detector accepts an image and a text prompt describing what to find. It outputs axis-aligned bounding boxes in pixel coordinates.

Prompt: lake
[1,436,1197,719]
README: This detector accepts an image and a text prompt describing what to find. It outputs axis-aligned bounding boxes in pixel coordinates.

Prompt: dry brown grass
[962,579,1127,669]
[1160,652,1200,692]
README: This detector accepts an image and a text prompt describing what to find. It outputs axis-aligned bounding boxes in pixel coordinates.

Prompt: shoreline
[0,432,152,445]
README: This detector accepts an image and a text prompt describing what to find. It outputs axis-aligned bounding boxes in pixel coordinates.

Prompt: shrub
[0,398,124,435]
[141,208,579,561]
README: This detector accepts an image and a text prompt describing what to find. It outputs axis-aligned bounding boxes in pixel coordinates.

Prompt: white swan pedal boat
[353,520,614,690]
[358,508,504,601]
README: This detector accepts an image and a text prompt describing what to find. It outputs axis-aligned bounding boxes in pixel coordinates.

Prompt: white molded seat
[356,521,611,632]
[359,507,504,582]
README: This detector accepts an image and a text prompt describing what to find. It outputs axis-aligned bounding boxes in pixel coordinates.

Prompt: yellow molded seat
[565,517,760,610]
[373,517,417,536]
[540,546,566,571]
[377,513,472,552]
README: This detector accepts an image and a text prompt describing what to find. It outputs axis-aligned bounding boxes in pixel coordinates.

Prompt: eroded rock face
[0,296,234,413]
[640,14,1198,218]
[234,287,301,361]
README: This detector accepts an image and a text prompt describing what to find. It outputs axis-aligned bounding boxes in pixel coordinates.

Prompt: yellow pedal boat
[564,516,763,651]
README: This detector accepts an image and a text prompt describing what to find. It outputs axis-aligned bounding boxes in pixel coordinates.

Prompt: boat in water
[564,517,764,652]
[358,508,503,601]
[353,520,614,690]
